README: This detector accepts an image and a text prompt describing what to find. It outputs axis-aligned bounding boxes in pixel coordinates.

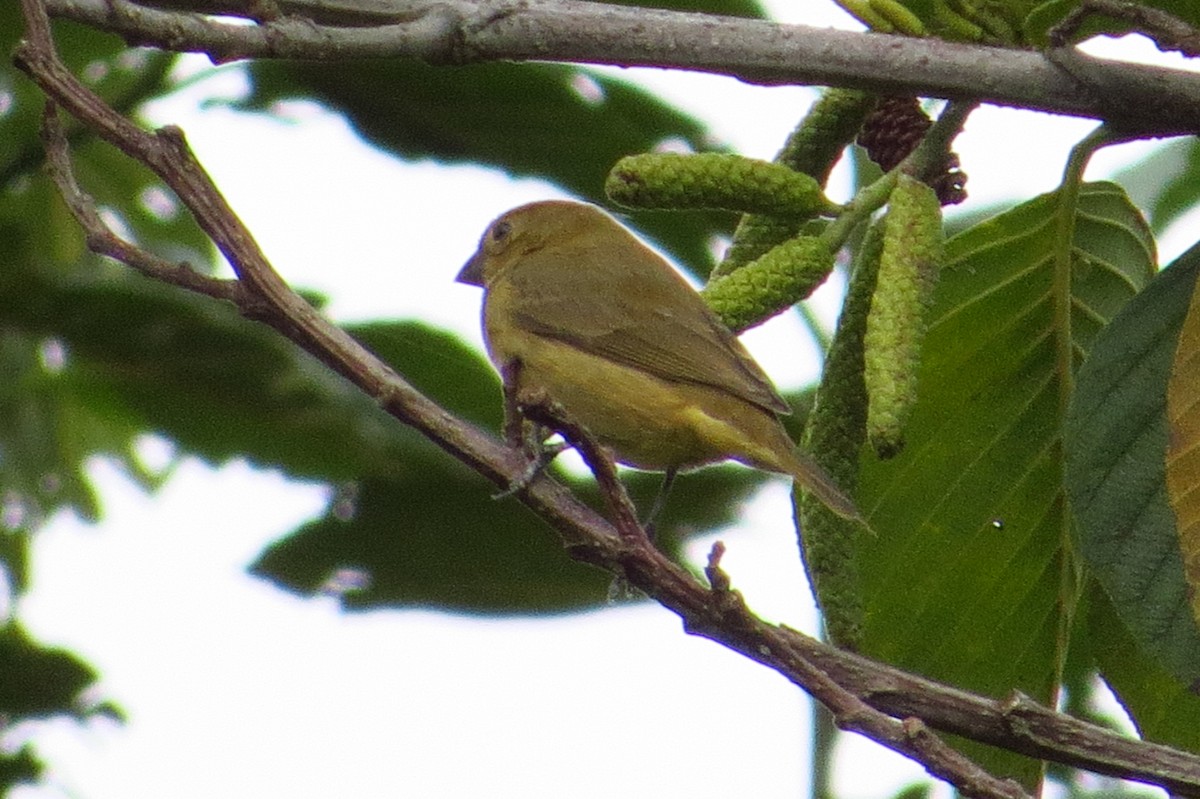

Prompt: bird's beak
[456,250,485,286]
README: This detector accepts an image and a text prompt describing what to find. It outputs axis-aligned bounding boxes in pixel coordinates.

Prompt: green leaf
[349,321,503,434]
[0,329,110,556]
[1,7,202,268]
[251,475,616,614]
[1089,581,1200,751]
[0,6,177,181]
[1167,261,1200,641]
[240,59,732,277]
[0,622,110,720]
[1065,242,1200,689]
[72,137,216,269]
[0,1,212,555]
[891,783,933,799]
[0,623,117,795]
[855,182,1155,785]
[251,463,764,615]
[0,270,484,482]
[0,745,41,796]
[0,249,770,612]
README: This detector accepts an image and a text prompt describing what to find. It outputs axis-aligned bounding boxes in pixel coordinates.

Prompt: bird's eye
[491,220,512,242]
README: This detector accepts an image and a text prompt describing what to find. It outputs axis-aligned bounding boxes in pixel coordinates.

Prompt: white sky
[7,1,1195,797]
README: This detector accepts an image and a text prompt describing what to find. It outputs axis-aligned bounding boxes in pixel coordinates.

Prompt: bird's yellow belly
[493,331,783,473]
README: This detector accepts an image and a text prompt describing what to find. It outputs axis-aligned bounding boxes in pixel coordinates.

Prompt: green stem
[799,300,834,354]
[810,700,838,799]
[1050,123,1125,692]
[819,100,975,254]
[1054,126,1123,425]
[906,99,977,180]
[818,169,898,253]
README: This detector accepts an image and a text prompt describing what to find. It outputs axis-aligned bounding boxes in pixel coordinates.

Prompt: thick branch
[40,0,1200,134]
[13,0,1200,793]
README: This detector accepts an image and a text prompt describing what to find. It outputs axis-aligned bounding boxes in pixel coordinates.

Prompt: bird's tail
[787,448,867,527]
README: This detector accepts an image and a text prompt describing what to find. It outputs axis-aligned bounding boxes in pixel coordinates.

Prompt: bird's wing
[506,242,790,415]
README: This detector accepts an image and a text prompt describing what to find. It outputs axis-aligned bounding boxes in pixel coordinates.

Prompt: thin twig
[701,544,1031,799]
[38,103,241,302]
[1049,0,1200,56]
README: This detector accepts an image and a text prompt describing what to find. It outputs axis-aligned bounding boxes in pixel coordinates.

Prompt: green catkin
[835,0,896,31]
[714,89,877,278]
[701,236,835,334]
[863,175,944,458]
[941,0,1011,41]
[797,218,886,650]
[606,153,836,217]
[776,89,878,185]
[722,216,804,272]
[864,0,928,35]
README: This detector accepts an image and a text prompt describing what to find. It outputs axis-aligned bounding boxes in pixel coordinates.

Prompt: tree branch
[39,0,1200,134]
[13,0,1200,794]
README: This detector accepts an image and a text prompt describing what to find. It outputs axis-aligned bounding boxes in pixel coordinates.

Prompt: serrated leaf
[855,182,1155,785]
[1066,242,1200,689]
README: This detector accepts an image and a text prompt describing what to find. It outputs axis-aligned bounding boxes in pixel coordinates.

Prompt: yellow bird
[457,200,861,523]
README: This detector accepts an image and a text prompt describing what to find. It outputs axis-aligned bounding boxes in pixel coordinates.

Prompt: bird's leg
[500,374,653,546]
[493,365,568,498]
[642,468,677,541]
[492,420,567,499]
[499,361,526,448]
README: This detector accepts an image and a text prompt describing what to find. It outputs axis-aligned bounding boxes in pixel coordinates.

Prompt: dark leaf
[251,463,764,615]
[1089,581,1200,752]
[0,622,106,719]
[1065,242,1200,689]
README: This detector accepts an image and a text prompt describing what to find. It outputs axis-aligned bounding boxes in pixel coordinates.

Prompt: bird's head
[455,200,615,287]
